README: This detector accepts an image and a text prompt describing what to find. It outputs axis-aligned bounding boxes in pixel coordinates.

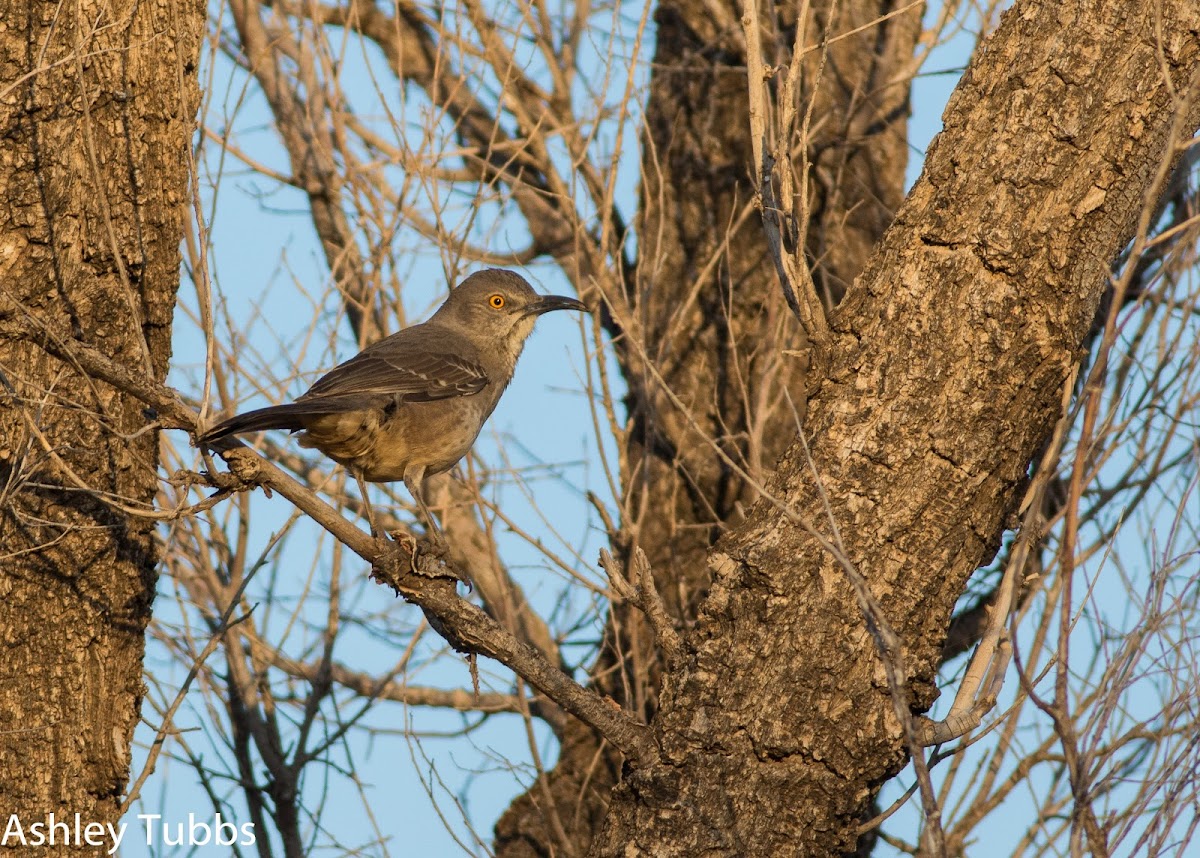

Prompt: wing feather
[299,325,488,403]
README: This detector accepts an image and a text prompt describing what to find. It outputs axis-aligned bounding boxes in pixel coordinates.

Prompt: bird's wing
[299,331,489,404]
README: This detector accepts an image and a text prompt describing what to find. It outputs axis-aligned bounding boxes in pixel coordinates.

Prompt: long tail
[199,403,315,444]
[200,393,383,445]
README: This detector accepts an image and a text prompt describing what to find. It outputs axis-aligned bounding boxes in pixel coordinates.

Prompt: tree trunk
[495,1,919,854]
[0,0,202,847]
[590,0,1200,853]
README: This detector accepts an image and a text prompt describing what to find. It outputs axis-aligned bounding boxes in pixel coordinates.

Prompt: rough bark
[590,0,1200,853]
[0,0,202,846]
[495,1,919,854]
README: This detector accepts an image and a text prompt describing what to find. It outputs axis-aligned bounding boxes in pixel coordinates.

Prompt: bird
[199,268,586,546]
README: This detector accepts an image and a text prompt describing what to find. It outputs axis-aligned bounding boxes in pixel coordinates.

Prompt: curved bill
[527,294,587,316]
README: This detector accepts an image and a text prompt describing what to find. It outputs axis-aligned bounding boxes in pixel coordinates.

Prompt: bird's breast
[299,395,496,483]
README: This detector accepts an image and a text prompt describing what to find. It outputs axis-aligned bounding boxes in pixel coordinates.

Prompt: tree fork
[590,0,1200,854]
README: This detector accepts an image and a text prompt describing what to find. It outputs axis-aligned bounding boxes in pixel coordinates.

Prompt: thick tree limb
[590,0,1200,853]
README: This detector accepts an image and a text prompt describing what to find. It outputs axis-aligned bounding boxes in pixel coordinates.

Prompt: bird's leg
[353,469,381,538]
[404,471,449,553]
[357,469,423,570]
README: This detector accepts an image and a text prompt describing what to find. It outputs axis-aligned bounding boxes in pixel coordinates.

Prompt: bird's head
[434,269,586,351]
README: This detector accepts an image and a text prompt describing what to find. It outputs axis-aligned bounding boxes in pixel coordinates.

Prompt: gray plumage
[200,269,585,541]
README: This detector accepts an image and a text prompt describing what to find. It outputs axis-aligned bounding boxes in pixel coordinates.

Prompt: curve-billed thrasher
[200,268,586,543]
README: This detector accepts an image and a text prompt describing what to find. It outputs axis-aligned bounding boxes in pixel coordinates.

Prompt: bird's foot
[382,528,427,576]
[386,528,420,556]
[382,529,458,581]
[416,536,471,587]
[422,534,451,560]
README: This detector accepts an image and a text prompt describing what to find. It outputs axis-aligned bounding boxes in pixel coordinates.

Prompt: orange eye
[488,294,505,309]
